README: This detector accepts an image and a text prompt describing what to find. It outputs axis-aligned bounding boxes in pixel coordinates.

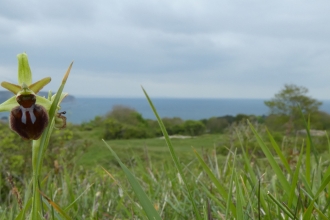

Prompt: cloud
[1,0,330,99]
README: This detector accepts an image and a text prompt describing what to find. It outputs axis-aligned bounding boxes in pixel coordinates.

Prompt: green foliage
[0,123,29,175]
[104,140,162,220]
[313,111,330,129]
[106,105,146,126]
[5,85,330,219]
[203,116,230,133]
[183,120,205,136]
[2,115,330,218]
[234,114,250,122]
[0,122,31,202]
[265,84,321,115]
[121,124,150,139]
[89,105,242,139]
[102,106,152,140]
[103,118,123,139]
[161,117,184,135]
[82,105,273,140]
[143,87,202,219]
[203,115,264,134]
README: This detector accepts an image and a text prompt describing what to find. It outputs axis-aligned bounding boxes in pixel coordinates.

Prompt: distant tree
[106,105,147,126]
[183,120,205,136]
[264,84,322,133]
[103,105,152,139]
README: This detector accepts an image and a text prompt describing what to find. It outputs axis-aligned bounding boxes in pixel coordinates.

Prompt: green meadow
[79,134,225,167]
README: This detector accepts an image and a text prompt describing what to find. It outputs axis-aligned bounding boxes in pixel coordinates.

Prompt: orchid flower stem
[31,118,56,219]
[31,139,42,219]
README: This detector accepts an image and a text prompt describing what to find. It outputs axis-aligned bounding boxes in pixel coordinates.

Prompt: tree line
[77,84,330,140]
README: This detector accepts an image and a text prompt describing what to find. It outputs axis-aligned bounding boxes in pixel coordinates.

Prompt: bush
[121,125,150,139]
[106,105,146,126]
[183,120,205,136]
[204,117,230,133]
[162,117,184,135]
[313,111,330,130]
[102,106,153,139]
[103,118,123,140]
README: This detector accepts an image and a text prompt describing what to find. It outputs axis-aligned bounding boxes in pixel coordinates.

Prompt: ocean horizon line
[71,96,330,101]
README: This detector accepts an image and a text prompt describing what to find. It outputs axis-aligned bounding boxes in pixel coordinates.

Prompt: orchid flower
[0,53,67,140]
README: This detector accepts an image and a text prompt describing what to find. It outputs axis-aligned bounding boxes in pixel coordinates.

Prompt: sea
[59,98,330,124]
[2,97,330,124]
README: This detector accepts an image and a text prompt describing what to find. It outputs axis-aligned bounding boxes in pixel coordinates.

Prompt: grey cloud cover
[1,0,330,98]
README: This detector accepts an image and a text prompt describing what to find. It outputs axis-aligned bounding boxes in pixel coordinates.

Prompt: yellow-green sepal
[36,96,52,111]
[29,77,51,94]
[1,81,21,94]
[0,96,18,112]
[17,53,32,86]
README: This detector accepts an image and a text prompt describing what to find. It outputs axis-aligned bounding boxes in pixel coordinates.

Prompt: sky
[1,1,330,99]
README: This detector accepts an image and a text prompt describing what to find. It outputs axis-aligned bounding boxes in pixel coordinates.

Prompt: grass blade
[142,87,202,220]
[248,121,292,197]
[225,150,236,219]
[39,190,71,220]
[235,173,244,219]
[267,192,295,219]
[64,184,94,211]
[15,198,32,220]
[103,140,161,220]
[298,106,319,165]
[288,145,304,208]
[266,128,292,175]
[237,129,269,216]
[193,149,236,216]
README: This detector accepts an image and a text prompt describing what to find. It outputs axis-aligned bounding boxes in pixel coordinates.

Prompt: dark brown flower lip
[10,104,49,140]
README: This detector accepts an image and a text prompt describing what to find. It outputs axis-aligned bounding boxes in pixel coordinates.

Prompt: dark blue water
[61,97,324,124]
[3,98,330,124]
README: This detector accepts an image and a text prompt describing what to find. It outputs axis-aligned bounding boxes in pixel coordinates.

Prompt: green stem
[31,139,42,220]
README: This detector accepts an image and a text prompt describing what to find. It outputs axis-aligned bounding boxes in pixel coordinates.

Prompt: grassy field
[78,134,226,167]
[2,109,330,219]
[3,121,330,219]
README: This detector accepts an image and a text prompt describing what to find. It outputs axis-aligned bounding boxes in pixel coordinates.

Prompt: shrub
[106,105,146,126]
[121,125,150,139]
[204,117,230,133]
[102,106,153,139]
[162,117,184,135]
[183,120,205,136]
[103,118,124,140]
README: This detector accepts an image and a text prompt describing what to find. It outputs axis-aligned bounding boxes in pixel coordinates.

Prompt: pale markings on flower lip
[20,105,36,124]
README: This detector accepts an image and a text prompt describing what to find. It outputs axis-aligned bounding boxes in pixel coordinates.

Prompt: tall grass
[100,89,330,219]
